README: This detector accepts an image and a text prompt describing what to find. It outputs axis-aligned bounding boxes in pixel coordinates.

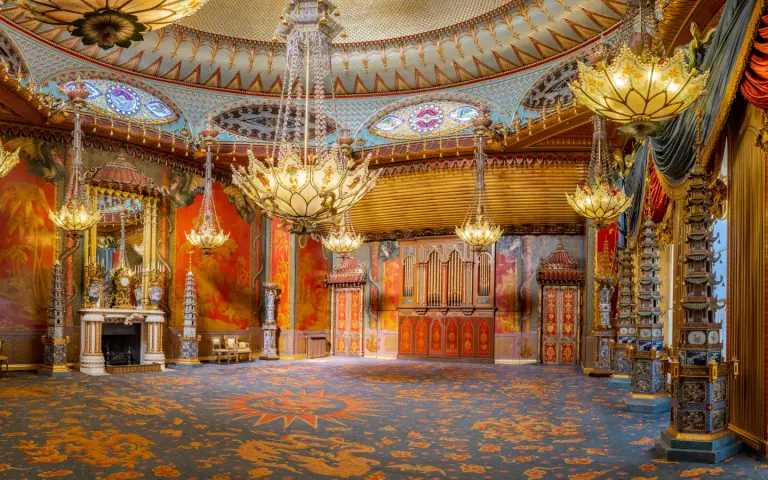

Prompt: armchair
[236,338,252,362]
[211,336,231,364]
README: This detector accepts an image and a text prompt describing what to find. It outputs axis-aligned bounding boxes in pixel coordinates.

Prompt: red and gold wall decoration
[175,181,252,330]
[270,223,292,331]
[297,237,330,331]
[0,146,55,329]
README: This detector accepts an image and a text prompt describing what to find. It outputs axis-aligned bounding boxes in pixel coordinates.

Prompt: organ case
[397,237,495,363]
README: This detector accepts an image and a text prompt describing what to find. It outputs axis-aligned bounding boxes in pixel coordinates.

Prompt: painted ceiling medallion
[213,105,336,142]
[18,0,209,49]
[60,79,177,124]
[370,101,479,140]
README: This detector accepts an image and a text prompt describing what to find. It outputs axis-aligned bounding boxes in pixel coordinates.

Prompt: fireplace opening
[102,323,141,365]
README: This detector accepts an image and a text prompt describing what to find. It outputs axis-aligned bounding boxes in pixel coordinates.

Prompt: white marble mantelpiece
[79,308,166,375]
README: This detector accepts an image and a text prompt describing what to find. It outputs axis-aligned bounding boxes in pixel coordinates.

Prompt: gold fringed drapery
[727,102,766,452]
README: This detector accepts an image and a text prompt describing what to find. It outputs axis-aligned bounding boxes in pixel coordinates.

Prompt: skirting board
[495,359,537,365]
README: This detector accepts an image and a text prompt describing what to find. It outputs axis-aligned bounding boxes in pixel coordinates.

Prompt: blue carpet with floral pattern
[0,358,766,479]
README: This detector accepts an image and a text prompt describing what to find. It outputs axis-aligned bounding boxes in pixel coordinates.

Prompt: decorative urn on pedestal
[260,283,280,360]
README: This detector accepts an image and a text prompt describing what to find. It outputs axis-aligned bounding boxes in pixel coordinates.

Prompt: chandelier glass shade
[0,143,20,179]
[568,0,708,139]
[455,114,503,249]
[19,0,208,49]
[186,137,230,255]
[232,0,378,237]
[566,115,632,228]
[48,78,100,233]
[322,212,364,254]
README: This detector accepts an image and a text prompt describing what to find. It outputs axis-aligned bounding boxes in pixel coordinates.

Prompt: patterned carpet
[0,358,766,480]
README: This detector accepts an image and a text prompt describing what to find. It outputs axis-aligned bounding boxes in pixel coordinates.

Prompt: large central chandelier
[569,0,708,139]
[19,0,208,49]
[455,110,503,249]
[186,122,230,255]
[566,115,632,228]
[322,212,363,254]
[48,78,100,233]
[232,0,379,238]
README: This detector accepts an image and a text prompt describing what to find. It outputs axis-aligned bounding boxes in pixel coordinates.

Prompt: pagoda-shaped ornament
[655,111,739,463]
[177,265,201,365]
[41,260,69,376]
[610,241,636,386]
[588,238,616,376]
[624,219,669,412]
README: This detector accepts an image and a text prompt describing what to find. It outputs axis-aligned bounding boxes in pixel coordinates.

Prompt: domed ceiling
[0,0,625,94]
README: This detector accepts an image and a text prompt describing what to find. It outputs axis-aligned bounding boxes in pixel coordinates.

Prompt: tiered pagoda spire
[655,112,739,463]
[624,219,668,412]
[611,242,636,384]
[41,260,69,376]
[177,263,201,365]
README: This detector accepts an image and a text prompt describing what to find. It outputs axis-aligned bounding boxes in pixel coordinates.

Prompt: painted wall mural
[0,140,56,329]
[378,241,400,333]
[296,237,330,331]
[494,235,583,361]
[270,222,292,331]
[495,235,583,334]
[174,182,252,330]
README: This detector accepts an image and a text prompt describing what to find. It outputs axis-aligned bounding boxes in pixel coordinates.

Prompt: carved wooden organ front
[397,237,495,363]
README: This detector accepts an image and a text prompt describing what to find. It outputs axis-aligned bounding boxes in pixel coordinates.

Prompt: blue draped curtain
[623,0,758,235]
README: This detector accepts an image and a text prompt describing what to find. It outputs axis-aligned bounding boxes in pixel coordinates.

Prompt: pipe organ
[398,237,495,363]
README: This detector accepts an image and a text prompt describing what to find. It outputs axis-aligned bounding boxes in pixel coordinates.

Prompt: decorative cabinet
[536,244,584,365]
[397,237,495,363]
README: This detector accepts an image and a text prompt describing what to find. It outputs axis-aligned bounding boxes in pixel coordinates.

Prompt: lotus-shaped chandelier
[19,0,208,49]
[48,78,100,233]
[569,0,708,139]
[455,111,503,249]
[322,212,364,254]
[566,115,632,229]
[0,143,20,179]
[186,123,230,255]
[232,0,378,238]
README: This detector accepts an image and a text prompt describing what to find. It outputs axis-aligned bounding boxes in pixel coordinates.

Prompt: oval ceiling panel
[60,79,178,125]
[369,101,480,140]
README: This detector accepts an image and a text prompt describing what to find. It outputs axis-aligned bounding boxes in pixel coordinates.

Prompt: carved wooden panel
[397,313,494,363]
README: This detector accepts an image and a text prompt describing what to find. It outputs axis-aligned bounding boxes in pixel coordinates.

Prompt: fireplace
[102,323,141,365]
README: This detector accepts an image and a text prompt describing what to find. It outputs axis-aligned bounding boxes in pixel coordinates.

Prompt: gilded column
[625,219,669,412]
[655,158,740,462]
[79,312,105,375]
[143,313,166,369]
